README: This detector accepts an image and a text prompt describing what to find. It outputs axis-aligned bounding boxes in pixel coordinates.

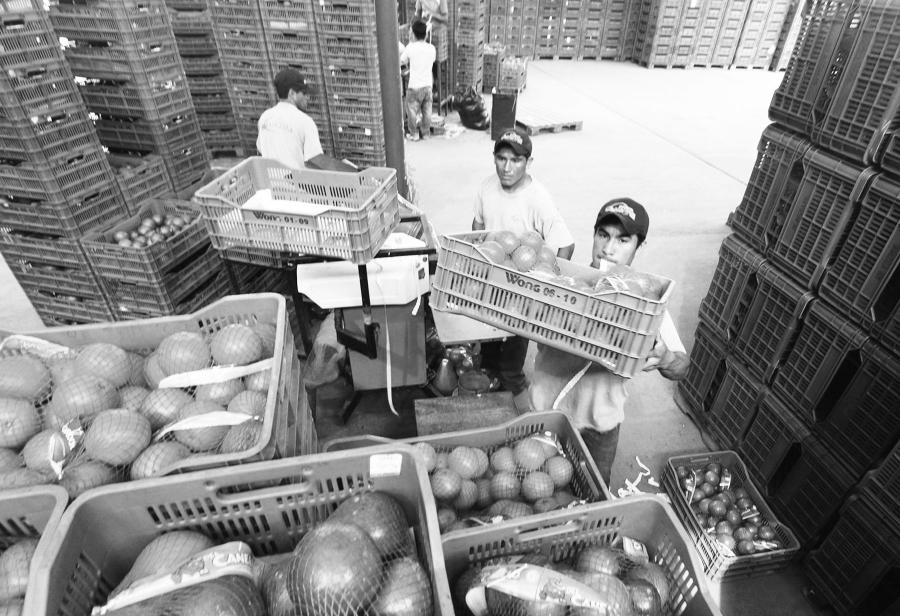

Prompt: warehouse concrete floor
[0,60,830,615]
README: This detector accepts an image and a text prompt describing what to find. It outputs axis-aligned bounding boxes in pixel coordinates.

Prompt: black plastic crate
[0,230,99,292]
[819,173,900,334]
[181,53,222,75]
[698,234,766,344]
[312,0,376,37]
[677,318,729,424]
[186,72,228,95]
[881,128,900,179]
[108,152,174,212]
[174,32,219,55]
[201,127,242,154]
[0,104,102,160]
[192,92,234,114]
[49,2,174,45]
[161,142,211,193]
[111,267,231,319]
[704,356,766,450]
[27,287,115,325]
[169,8,214,35]
[859,439,900,528]
[732,262,813,384]
[812,0,900,164]
[805,496,900,615]
[0,56,83,120]
[63,43,185,81]
[198,111,237,130]
[10,258,108,301]
[769,148,875,290]
[0,145,116,203]
[0,183,127,238]
[731,124,812,254]
[78,76,194,120]
[96,110,205,154]
[738,394,855,548]
[768,0,861,136]
[874,301,900,357]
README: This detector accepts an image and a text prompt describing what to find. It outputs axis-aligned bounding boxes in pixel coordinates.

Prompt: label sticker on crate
[488,268,589,312]
[369,453,403,478]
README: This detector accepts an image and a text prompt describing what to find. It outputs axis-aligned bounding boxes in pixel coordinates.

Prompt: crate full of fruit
[193,157,400,266]
[29,445,453,615]
[662,451,800,580]
[0,485,67,614]
[444,494,722,616]
[431,231,673,378]
[323,411,609,534]
[0,293,314,500]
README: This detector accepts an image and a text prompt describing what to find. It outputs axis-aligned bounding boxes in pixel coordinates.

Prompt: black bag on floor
[445,86,489,131]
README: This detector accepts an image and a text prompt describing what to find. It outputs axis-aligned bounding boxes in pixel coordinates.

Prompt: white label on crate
[488,268,590,312]
[369,453,403,477]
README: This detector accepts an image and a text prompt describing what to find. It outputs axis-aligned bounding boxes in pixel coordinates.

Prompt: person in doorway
[401,20,436,141]
[472,127,575,402]
[256,68,346,171]
[529,198,689,486]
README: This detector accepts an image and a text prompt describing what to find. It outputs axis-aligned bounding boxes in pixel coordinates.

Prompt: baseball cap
[493,127,532,158]
[595,198,650,239]
[274,68,314,96]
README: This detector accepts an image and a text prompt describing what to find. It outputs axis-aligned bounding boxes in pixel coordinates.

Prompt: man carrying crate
[530,198,689,486]
[472,128,575,404]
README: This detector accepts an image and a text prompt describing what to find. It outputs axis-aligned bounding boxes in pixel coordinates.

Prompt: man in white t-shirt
[257,69,345,171]
[400,20,436,141]
[472,128,575,401]
[530,198,689,486]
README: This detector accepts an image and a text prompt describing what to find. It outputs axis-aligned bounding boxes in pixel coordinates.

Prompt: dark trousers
[579,424,621,488]
[480,335,529,396]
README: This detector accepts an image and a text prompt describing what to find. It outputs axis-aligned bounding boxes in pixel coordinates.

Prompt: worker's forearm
[658,351,689,381]
[307,154,353,172]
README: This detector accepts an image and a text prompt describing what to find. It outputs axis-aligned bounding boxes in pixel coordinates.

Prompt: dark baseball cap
[274,68,314,96]
[595,198,650,239]
[493,127,532,157]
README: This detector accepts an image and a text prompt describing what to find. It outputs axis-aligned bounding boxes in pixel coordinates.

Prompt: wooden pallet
[515,107,583,136]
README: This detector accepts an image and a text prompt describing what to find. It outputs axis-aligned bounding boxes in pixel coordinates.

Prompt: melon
[147,577,265,616]
[46,374,119,425]
[261,557,296,616]
[22,429,69,475]
[0,599,22,615]
[156,332,211,375]
[219,420,263,454]
[250,323,277,357]
[119,386,150,413]
[244,369,270,393]
[172,400,229,451]
[0,468,51,489]
[125,352,146,387]
[111,531,215,597]
[194,378,244,406]
[369,556,433,616]
[47,356,79,386]
[0,356,49,401]
[0,538,36,601]
[130,441,192,479]
[139,388,192,431]
[330,491,412,558]
[59,460,116,500]
[75,343,130,388]
[227,390,266,416]
[210,324,264,366]
[0,449,22,472]
[0,398,40,449]
[83,409,151,466]
[142,353,167,389]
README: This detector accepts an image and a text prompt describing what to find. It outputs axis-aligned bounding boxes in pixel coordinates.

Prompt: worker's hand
[642,338,673,372]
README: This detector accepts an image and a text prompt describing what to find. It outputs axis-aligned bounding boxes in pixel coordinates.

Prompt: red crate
[704,356,765,450]
[731,124,812,254]
[677,319,729,423]
[768,148,875,290]
[698,234,766,344]
[732,262,813,383]
[819,173,900,335]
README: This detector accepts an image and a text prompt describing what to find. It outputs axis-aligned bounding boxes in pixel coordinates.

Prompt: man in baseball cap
[493,127,533,158]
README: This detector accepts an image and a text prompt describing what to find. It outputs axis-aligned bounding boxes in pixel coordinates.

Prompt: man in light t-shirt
[257,69,345,171]
[400,20,436,141]
[472,128,575,402]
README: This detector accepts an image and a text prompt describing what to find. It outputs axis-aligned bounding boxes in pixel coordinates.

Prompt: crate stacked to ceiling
[498,0,538,57]
[534,0,560,58]
[0,0,129,326]
[452,0,486,90]
[681,1,900,611]
[208,0,275,156]
[166,0,243,157]
[49,0,210,194]
[731,0,794,68]
[315,0,385,167]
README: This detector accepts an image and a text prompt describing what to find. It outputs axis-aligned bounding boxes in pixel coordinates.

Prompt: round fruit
[172,400,229,451]
[627,579,662,616]
[715,520,733,535]
[555,490,576,506]
[627,562,669,606]
[0,356,49,401]
[691,489,704,504]
[330,491,412,558]
[226,390,266,416]
[521,471,554,502]
[75,343,130,388]
[250,323,277,357]
[718,491,735,506]
[533,497,557,513]
[412,442,437,473]
[0,449,22,472]
[699,482,716,497]
[493,230,520,255]
[142,354,167,389]
[733,487,750,501]
[708,500,727,518]
[737,497,754,511]
[704,470,720,485]
[430,469,462,501]
[537,244,557,265]
[544,456,574,487]
[0,538,36,601]
[210,324,264,366]
[194,378,244,406]
[698,498,712,514]
[487,499,513,517]
[435,452,449,470]
[490,472,520,500]
[46,374,120,425]
[510,245,538,272]
[726,508,742,527]
[717,533,736,551]
[447,446,481,480]
[22,429,69,474]
[518,230,545,252]
[733,527,754,542]
[219,420,263,454]
[130,441,192,479]
[575,545,621,576]
[471,447,489,477]
[84,409,151,466]
[736,540,756,555]
[369,556,433,616]
[0,398,39,449]
[139,388,193,431]
[437,508,457,532]
[453,480,478,511]
[244,369,270,393]
[287,521,384,614]
[59,461,116,499]
[514,439,547,471]
[758,525,776,541]
[156,332,211,375]
[478,240,506,264]
[705,462,722,475]
[490,447,516,473]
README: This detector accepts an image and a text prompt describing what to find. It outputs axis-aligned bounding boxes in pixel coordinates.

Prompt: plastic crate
[169,8,214,35]
[266,29,320,67]
[181,53,222,74]
[731,262,814,383]
[95,111,204,155]
[318,31,377,65]
[0,181,128,238]
[0,145,117,203]
[859,438,900,528]
[61,40,184,81]
[738,395,855,547]
[29,445,451,616]
[812,0,900,164]
[441,495,721,616]
[432,232,673,378]
[186,72,228,94]
[48,3,174,45]
[732,0,791,68]
[731,124,812,254]
[704,357,765,450]
[0,103,102,161]
[108,152,174,212]
[322,62,382,99]
[881,128,900,179]
[768,148,875,290]
[28,288,115,324]
[191,92,233,113]
[805,496,900,616]
[193,157,400,265]
[208,0,267,31]
[662,450,800,580]
[78,77,194,121]
[160,139,212,193]
[312,0,376,37]
[767,0,860,135]
[698,234,766,343]
[0,57,83,120]
[677,319,729,424]
[110,267,232,320]
[174,32,218,55]
[819,173,900,332]
[0,230,108,299]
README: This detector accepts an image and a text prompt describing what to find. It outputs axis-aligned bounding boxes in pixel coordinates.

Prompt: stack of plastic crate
[453,0,486,90]
[208,0,275,156]
[498,55,528,91]
[259,0,334,155]
[0,0,129,326]
[482,43,505,91]
[487,0,507,45]
[49,0,210,194]
[732,0,793,68]
[166,0,243,157]
[315,0,385,167]
[555,0,580,58]
[502,0,538,57]
[633,0,686,67]
[535,0,561,57]
[577,0,604,59]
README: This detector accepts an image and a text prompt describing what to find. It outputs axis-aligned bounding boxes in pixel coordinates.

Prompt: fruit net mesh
[104,576,265,616]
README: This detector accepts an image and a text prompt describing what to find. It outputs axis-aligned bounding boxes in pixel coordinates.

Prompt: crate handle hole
[813,349,860,423]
